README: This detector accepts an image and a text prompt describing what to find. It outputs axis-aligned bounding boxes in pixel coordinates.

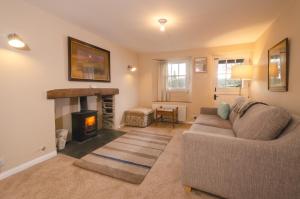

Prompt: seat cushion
[194,114,232,129]
[233,104,291,140]
[190,124,235,137]
[125,108,153,115]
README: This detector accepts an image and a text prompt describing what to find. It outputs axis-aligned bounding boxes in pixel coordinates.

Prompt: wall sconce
[128,65,137,72]
[7,33,29,50]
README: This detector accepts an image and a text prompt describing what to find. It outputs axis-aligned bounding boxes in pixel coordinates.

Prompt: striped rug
[74,130,172,184]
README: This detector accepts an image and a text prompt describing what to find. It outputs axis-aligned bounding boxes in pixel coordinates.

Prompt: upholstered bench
[124,108,154,127]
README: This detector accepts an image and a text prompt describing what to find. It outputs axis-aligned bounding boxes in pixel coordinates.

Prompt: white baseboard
[0,151,57,181]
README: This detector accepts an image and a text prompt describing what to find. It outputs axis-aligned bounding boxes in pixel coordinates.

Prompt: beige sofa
[182,98,300,199]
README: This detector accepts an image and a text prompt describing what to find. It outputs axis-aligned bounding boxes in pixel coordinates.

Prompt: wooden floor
[0,123,220,199]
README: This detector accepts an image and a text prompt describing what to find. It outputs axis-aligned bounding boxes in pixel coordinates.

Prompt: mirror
[268,38,289,92]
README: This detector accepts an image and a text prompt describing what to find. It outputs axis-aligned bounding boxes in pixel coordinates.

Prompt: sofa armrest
[182,131,300,199]
[200,107,218,115]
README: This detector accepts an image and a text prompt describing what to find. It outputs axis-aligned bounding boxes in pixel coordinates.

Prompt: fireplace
[47,88,118,142]
[72,96,98,141]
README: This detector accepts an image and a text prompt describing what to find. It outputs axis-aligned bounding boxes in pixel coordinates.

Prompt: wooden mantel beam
[47,88,119,99]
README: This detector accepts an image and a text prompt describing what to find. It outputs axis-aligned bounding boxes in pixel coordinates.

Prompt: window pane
[166,61,189,90]
[236,59,244,63]
[218,64,226,74]
[167,64,172,76]
[171,64,178,76]
[218,79,226,88]
[178,76,186,88]
[168,76,179,89]
[218,74,226,80]
[227,63,234,73]
[167,77,172,89]
[226,79,241,87]
[179,63,186,75]
[217,58,244,89]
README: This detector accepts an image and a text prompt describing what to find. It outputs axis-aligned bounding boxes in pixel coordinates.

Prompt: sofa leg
[184,186,192,192]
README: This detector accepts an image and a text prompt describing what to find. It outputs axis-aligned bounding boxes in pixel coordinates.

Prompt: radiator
[152,102,187,122]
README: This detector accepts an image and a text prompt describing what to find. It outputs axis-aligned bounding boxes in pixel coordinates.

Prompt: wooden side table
[155,107,178,128]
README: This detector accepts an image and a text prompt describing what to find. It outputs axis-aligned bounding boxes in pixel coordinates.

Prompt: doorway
[213,58,244,106]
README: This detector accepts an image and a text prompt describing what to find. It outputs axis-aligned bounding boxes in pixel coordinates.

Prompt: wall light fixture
[128,65,137,72]
[7,33,27,49]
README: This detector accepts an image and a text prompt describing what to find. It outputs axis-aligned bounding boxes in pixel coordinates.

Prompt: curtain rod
[152,59,167,62]
[152,56,192,62]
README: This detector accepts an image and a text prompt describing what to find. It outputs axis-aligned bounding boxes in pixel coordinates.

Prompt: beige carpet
[0,123,220,199]
[74,130,172,184]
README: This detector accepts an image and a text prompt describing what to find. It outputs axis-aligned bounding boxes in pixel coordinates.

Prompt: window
[217,59,244,88]
[166,61,190,91]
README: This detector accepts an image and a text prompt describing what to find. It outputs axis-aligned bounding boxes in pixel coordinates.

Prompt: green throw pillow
[217,102,230,120]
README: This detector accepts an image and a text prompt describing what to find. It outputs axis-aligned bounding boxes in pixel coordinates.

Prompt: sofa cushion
[194,114,232,129]
[190,124,235,137]
[233,104,291,140]
[217,102,230,119]
[125,108,153,116]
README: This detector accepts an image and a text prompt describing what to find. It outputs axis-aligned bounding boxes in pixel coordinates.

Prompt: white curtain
[186,58,192,93]
[157,61,168,101]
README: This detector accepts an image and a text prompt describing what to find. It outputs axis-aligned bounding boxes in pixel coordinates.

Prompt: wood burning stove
[72,97,98,141]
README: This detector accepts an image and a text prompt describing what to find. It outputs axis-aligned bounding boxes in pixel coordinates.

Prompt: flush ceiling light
[7,33,26,49]
[158,18,167,32]
[128,65,137,72]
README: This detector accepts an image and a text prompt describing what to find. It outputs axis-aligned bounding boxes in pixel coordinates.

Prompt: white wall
[252,0,300,115]
[0,0,139,173]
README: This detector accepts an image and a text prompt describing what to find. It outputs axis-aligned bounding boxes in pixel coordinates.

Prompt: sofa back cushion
[233,104,291,140]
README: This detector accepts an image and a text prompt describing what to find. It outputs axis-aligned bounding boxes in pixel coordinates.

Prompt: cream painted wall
[251,0,300,115]
[0,0,139,173]
[138,44,253,120]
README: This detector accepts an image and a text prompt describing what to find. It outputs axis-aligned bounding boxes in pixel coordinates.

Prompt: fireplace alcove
[47,88,125,158]
[47,88,121,156]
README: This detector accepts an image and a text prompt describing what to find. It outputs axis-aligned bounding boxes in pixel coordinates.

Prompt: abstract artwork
[68,37,110,82]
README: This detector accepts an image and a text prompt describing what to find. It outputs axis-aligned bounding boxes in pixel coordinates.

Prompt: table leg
[172,110,175,128]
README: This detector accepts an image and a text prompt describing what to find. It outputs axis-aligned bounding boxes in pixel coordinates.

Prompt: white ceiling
[25,0,290,53]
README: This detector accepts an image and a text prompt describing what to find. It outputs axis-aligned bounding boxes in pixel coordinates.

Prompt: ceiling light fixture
[158,18,167,32]
[7,33,26,49]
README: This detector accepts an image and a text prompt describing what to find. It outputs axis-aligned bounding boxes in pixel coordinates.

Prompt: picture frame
[68,37,111,82]
[194,57,207,73]
[268,38,289,92]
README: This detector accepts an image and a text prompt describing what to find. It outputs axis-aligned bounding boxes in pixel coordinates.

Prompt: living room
[0,0,299,199]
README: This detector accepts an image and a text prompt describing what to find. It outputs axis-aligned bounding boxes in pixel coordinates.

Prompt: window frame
[166,60,190,92]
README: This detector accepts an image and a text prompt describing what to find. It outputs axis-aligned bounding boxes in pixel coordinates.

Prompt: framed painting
[194,57,207,73]
[68,37,111,82]
[268,38,289,92]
